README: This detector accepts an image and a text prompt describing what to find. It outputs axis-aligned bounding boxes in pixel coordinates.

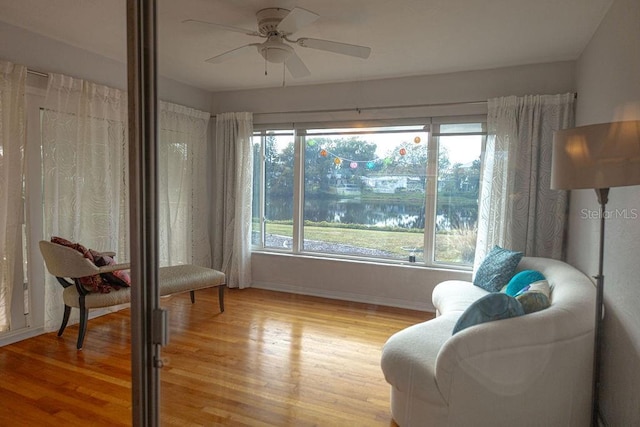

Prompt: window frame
[427,122,487,268]
[252,116,486,271]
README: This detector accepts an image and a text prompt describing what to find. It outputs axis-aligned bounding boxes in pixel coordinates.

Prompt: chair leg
[58,305,72,337]
[190,290,195,304]
[77,297,89,350]
[218,285,225,313]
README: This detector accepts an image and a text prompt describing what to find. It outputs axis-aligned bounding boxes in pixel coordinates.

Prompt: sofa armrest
[432,280,488,315]
[433,311,594,425]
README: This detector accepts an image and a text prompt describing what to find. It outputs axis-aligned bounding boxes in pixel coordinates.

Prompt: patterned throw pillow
[92,250,131,289]
[516,291,550,314]
[515,279,552,314]
[453,293,525,335]
[473,246,524,292]
[51,236,129,293]
[515,280,551,298]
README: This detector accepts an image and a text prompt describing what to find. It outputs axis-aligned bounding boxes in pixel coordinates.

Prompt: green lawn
[262,222,476,263]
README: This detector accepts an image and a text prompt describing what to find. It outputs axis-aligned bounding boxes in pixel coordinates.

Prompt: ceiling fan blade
[296,38,371,59]
[182,19,260,37]
[205,44,260,64]
[285,52,311,78]
[277,7,319,35]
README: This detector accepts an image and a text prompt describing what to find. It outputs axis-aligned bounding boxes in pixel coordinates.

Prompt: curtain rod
[210,93,578,118]
[27,65,576,114]
[21,70,492,118]
[27,68,49,78]
[210,100,489,118]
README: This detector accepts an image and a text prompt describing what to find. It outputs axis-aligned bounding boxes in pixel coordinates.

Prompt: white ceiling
[0,0,613,92]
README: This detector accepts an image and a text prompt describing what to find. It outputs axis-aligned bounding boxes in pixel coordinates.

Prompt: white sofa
[381,257,596,426]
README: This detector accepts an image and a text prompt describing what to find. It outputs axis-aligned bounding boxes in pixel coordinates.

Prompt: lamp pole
[552,121,640,427]
[592,187,608,427]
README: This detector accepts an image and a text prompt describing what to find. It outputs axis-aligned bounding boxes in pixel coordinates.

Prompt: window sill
[251,248,473,274]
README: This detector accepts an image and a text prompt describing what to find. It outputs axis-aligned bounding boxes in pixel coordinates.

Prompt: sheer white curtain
[42,74,128,331]
[212,112,253,288]
[0,60,26,332]
[158,101,211,267]
[475,93,575,270]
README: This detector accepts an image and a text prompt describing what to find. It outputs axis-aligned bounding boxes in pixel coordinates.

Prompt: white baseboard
[0,326,45,347]
[0,304,131,348]
[252,280,435,313]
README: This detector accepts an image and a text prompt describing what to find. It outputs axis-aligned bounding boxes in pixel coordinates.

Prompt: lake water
[267,197,426,229]
[266,195,477,231]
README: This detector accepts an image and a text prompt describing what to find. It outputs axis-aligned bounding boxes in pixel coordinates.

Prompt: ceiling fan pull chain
[264,52,268,76]
[282,63,286,87]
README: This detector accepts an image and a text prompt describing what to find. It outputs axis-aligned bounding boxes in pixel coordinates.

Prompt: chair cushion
[62,264,225,309]
[159,265,225,295]
[63,285,131,309]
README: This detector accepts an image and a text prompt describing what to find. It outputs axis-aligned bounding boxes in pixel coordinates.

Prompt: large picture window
[252,118,486,268]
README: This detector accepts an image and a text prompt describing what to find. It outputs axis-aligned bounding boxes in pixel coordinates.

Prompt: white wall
[211,61,575,118]
[252,254,470,312]
[212,61,576,311]
[573,0,640,424]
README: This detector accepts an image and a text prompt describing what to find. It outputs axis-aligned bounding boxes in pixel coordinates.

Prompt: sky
[263,127,483,166]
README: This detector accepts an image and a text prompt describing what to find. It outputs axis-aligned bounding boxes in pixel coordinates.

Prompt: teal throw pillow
[452,293,525,335]
[505,270,546,296]
[516,291,551,314]
[473,246,524,292]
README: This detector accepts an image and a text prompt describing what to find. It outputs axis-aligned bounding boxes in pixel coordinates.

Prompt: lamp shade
[551,120,640,190]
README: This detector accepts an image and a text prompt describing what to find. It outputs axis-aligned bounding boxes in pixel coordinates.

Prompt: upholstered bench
[39,240,226,349]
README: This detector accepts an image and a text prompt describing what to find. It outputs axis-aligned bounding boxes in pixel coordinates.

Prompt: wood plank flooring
[0,287,432,426]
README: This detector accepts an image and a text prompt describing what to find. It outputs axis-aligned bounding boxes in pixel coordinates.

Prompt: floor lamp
[551,120,640,427]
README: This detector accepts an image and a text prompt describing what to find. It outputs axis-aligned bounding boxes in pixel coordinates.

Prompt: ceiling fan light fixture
[258,38,293,63]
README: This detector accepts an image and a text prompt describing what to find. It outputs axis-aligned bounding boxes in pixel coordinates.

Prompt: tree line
[253,134,481,230]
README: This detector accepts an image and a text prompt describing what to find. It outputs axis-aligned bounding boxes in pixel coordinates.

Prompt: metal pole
[592,188,608,427]
[127,0,161,425]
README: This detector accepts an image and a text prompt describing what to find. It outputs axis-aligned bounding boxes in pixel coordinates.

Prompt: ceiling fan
[183,7,371,78]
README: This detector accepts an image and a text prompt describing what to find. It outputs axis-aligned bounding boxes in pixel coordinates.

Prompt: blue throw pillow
[453,293,525,335]
[473,246,524,292]
[505,270,546,296]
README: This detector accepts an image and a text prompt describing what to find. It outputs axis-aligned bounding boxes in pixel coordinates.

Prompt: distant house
[361,176,424,194]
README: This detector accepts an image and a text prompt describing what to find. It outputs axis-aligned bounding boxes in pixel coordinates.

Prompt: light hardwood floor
[0,287,432,426]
